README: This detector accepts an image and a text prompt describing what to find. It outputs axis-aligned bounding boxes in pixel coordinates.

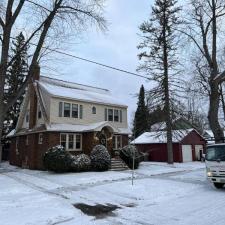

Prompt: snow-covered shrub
[70,154,91,172]
[90,145,111,171]
[43,145,72,173]
[120,145,140,169]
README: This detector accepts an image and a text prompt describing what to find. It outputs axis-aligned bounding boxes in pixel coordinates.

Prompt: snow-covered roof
[132,129,197,144]
[37,76,127,107]
[45,121,129,134]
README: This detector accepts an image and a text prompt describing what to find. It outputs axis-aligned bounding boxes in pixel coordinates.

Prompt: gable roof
[132,129,200,144]
[37,76,127,108]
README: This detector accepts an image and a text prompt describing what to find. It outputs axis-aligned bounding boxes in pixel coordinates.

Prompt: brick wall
[9,132,129,170]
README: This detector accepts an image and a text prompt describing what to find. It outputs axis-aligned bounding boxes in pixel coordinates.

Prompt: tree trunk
[0,28,12,162]
[162,4,173,164]
[208,82,224,143]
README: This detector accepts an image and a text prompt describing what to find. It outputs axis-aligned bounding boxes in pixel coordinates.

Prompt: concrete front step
[110,157,129,171]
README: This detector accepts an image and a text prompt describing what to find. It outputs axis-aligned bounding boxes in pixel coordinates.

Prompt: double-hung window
[59,102,83,119]
[68,134,74,150]
[60,133,82,151]
[60,134,67,149]
[105,108,123,123]
[108,109,113,121]
[72,104,78,118]
[64,103,71,117]
[114,110,119,122]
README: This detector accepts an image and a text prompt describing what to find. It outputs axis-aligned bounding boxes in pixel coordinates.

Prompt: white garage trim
[182,145,193,162]
[194,145,203,161]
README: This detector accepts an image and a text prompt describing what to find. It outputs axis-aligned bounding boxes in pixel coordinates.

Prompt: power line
[1,34,149,80]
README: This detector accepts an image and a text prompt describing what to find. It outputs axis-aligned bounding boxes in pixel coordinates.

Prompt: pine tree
[3,32,28,136]
[133,85,149,138]
[137,0,181,164]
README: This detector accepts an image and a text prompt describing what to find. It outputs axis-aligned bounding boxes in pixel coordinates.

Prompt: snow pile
[90,145,111,171]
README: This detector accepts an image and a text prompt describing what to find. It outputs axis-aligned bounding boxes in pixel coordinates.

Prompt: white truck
[205,143,225,189]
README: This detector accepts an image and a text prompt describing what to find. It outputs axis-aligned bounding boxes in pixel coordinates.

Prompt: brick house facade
[9,64,129,170]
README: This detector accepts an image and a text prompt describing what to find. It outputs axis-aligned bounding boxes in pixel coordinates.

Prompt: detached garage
[132,129,206,163]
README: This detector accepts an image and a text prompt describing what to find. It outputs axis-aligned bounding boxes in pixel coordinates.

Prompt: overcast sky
[41,0,153,127]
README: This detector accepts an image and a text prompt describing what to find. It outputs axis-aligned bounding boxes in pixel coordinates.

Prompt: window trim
[72,104,78,118]
[64,102,71,118]
[105,108,123,123]
[38,133,43,144]
[59,102,83,119]
[113,135,122,149]
[92,106,96,114]
[60,133,82,151]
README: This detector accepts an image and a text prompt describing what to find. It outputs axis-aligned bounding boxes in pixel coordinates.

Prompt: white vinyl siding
[50,98,128,129]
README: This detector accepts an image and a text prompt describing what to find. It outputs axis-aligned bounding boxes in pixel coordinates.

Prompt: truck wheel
[214,183,224,189]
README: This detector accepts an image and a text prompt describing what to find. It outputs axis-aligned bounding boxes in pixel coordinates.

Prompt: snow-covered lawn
[1,161,225,225]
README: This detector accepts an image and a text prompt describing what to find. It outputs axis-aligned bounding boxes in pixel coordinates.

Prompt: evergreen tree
[133,85,149,138]
[3,32,28,136]
[137,0,181,164]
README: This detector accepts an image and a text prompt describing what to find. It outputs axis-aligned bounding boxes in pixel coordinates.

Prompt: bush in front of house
[70,154,91,172]
[43,145,73,173]
[120,145,140,169]
[90,145,111,171]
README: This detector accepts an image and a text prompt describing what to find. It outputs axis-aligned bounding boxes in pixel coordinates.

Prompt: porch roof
[46,121,129,134]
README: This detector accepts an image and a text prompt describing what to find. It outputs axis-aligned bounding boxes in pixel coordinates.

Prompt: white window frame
[38,133,43,144]
[113,135,122,149]
[106,108,122,123]
[59,102,83,119]
[60,133,82,151]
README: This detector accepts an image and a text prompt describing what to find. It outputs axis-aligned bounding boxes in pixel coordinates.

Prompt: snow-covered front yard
[1,161,225,225]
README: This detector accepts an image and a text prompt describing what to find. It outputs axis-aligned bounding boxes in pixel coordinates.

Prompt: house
[132,129,206,162]
[8,64,129,170]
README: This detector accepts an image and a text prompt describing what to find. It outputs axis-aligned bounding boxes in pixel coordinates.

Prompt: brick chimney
[29,63,40,129]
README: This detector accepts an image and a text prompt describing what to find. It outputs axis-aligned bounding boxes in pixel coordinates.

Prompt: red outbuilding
[132,129,206,162]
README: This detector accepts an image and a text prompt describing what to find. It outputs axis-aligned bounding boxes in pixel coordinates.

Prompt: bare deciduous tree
[182,0,225,143]
[0,0,106,161]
